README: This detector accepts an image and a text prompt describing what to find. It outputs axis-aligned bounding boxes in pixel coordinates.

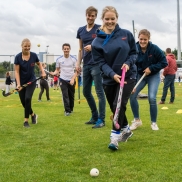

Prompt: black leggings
[103,78,135,131]
[18,82,36,118]
[38,79,50,100]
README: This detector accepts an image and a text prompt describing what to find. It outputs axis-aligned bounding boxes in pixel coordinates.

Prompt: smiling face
[138,34,149,50]
[102,11,117,33]
[86,11,97,26]
[21,41,31,55]
[62,45,70,58]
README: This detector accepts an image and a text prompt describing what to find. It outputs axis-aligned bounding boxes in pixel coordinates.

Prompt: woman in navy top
[92,6,137,150]
[14,38,46,128]
[130,29,168,131]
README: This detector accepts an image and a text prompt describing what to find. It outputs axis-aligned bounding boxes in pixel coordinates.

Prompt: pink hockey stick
[113,67,126,129]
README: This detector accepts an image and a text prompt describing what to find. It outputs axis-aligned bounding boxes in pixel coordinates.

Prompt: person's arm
[14,64,21,89]
[50,67,60,76]
[76,39,83,72]
[123,32,138,71]
[148,45,168,74]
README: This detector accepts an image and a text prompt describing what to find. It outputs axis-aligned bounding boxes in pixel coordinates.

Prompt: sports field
[0,83,182,181]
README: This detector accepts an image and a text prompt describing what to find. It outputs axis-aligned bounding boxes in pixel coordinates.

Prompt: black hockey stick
[77,76,81,104]
[2,77,42,97]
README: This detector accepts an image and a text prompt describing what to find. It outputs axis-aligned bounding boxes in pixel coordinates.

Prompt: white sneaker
[151,122,159,130]
[108,137,119,150]
[130,119,142,130]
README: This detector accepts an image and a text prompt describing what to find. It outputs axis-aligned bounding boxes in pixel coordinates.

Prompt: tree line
[0,62,56,78]
[0,48,181,78]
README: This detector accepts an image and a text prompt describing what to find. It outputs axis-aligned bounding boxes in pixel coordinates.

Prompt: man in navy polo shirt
[76,6,106,128]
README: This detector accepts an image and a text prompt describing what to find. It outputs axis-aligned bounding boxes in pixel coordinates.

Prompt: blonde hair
[138,29,151,39]
[101,6,119,19]
[21,38,31,46]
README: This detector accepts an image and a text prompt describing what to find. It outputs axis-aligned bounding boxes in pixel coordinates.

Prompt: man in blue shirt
[76,6,106,128]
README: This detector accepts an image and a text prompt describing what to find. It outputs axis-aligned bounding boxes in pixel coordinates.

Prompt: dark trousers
[103,78,135,131]
[18,82,36,118]
[161,74,175,102]
[60,79,75,113]
[38,79,50,100]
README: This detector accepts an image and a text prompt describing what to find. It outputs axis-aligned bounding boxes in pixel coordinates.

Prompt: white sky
[0,0,181,62]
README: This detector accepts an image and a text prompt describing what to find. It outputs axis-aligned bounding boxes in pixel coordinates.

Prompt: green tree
[49,62,56,72]
[172,48,177,58]
[2,61,10,70]
[0,65,7,77]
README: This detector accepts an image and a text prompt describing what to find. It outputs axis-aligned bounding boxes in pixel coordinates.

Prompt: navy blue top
[136,41,168,76]
[92,24,137,85]
[14,52,39,85]
[76,24,100,65]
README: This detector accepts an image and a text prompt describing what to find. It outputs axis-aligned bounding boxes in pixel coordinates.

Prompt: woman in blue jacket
[130,29,168,131]
[92,6,137,151]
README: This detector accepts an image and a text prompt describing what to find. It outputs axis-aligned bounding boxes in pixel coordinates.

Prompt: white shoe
[130,119,142,130]
[108,137,119,150]
[151,122,159,130]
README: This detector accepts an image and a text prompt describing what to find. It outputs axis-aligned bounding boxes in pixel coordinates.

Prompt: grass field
[0,83,182,182]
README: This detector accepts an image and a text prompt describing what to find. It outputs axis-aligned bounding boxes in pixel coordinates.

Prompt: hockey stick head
[2,89,17,97]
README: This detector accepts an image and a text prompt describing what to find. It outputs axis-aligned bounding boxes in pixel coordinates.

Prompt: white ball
[90,168,99,177]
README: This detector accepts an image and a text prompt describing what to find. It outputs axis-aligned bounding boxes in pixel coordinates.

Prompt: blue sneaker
[92,119,105,129]
[108,138,118,150]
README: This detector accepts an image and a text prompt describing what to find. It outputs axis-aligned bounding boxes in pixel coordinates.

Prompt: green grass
[0,83,182,182]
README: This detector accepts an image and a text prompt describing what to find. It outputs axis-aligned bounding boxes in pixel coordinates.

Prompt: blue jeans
[130,73,160,122]
[83,64,106,121]
[161,74,175,102]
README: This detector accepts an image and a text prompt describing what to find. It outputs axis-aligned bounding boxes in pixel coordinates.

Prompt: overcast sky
[0,0,181,62]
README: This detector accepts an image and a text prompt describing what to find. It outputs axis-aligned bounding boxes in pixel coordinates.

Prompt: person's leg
[38,80,44,100]
[91,65,106,128]
[129,75,147,130]
[103,84,119,150]
[18,82,36,127]
[5,85,10,94]
[83,65,98,121]
[44,81,50,100]
[60,80,71,114]
[160,75,171,102]
[169,75,175,103]
[147,73,160,130]
[130,75,147,119]
[68,82,76,112]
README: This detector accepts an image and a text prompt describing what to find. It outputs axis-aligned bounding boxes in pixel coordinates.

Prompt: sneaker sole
[85,122,96,125]
[130,124,142,131]
[108,144,118,150]
[119,132,133,142]
[92,124,105,129]
[32,115,38,124]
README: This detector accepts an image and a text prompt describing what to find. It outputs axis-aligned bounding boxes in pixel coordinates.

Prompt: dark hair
[6,71,10,77]
[86,6,98,16]
[166,48,171,53]
[62,43,71,49]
